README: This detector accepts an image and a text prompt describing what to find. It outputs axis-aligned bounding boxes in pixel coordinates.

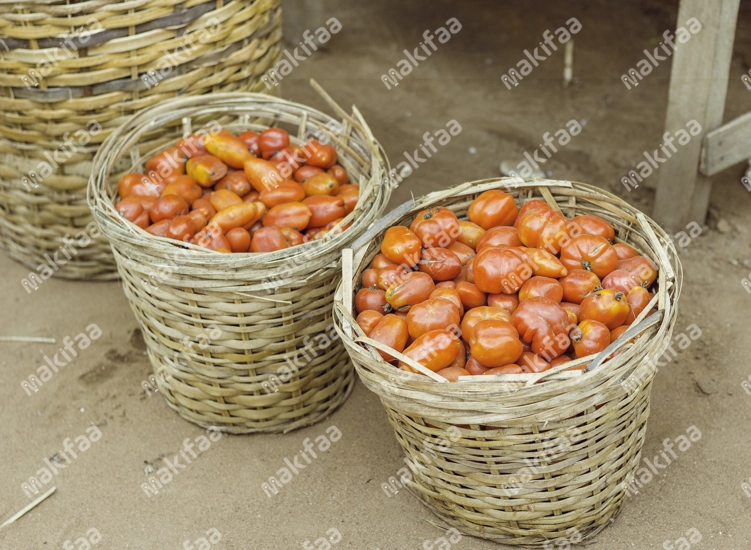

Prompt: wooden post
[653,0,739,231]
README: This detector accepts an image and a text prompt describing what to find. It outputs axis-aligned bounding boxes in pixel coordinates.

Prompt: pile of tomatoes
[114,127,358,252]
[354,190,658,382]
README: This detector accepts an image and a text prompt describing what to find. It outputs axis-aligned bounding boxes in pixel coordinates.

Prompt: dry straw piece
[334,178,682,547]
[0,0,282,280]
[89,89,391,433]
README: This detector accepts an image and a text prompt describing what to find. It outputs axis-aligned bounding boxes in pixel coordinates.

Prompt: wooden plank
[700,111,751,176]
[653,0,740,231]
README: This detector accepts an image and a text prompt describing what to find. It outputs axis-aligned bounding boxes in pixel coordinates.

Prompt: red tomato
[570,319,611,357]
[398,330,462,373]
[380,226,422,267]
[369,314,409,361]
[377,264,409,291]
[475,226,522,251]
[145,219,170,237]
[328,165,349,186]
[371,254,396,269]
[410,207,461,248]
[114,198,143,222]
[146,147,185,181]
[118,173,164,199]
[304,139,338,169]
[418,248,463,282]
[191,197,217,220]
[259,181,306,208]
[579,289,630,330]
[355,287,389,315]
[150,195,189,223]
[386,271,435,311]
[473,247,532,294]
[238,130,261,157]
[250,226,289,253]
[560,269,602,304]
[303,195,346,228]
[294,165,324,182]
[455,281,487,309]
[460,306,512,344]
[259,128,290,159]
[601,269,643,294]
[216,171,252,197]
[560,235,618,278]
[625,286,651,324]
[614,243,639,260]
[616,256,657,287]
[518,351,551,373]
[465,356,489,375]
[487,293,519,314]
[263,202,312,231]
[166,215,196,242]
[519,276,563,302]
[468,190,518,229]
[571,215,615,242]
[511,297,571,360]
[226,227,251,252]
[356,310,384,336]
[279,227,305,246]
[456,221,486,250]
[362,268,380,288]
[469,320,523,368]
[406,299,461,339]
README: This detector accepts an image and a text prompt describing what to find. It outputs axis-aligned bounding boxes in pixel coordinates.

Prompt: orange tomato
[455,281,487,310]
[516,204,570,255]
[625,286,650,324]
[570,320,611,357]
[456,221,486,250]
[355,287,389,315]
[429,287,464,316]
[294,165,324,182]
[571,214,615,242]
[371,254,396,269]
[398,329,462,372]
[191,197,217,220]
[226,227,251,252]
[243,191,260,203]
[560,302,580,325]
[114,198,143,222]
[118,173,164,199]
[327,165,349,185]
[487,292,519,314]
[377,264,409,291]
[386,271,435,311]
[302,172,339,196]
[410,207,461,248]
[436,366,470,382]
[263,202,312,231]
[258,128,290,160]
[579,289,630,330]
[369,314,409,362]
[418,247,463,282]
[466,356,489,375]
[484,364,523,375]
[614,243,639,260]
[518,247,568,278]
[146,219,170,237]
[304,139,337,168]
[145,147,185,181]
[186,155,228,188]
[279,227,305,246]
[560,235,618,278]
[511,297,571,359]
[514,199,548,228]
[161,176,202,206]
[406,299,461,339]
[446,241,475,266]
[303,195,345,228]
[476,226,522,251]
[187,210,207,232]
[469,320,523,368]
[258,181,306,209]
[518,351,551,373]
[460,306,512,344]
[473,247,532,294]
[362,268,380,288]
[380,226,421,267]
[519,276,563,302]
[166,215,196,242]
[601,269,643,294]
[175,133,208,158]
[356,310,384,336]
[150,195,189,223]
[339,188,359,214]
[238,130,261,157]
[560,269,602,304]
[468,190,518,229]
[250,226,289,253]
[616,256,657,287]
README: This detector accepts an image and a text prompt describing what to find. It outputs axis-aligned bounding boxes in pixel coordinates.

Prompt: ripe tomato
[436,366,470,382]
[579,289,630,330]
[303,195,346,228]
[465,356,489,375]
[406,299,461,339]
[460,306,512,344]
[355,287,389,314]
[435,281,456,289]
[487,292,519,314]
[513,199,548,228]
[410,207,461,248]
[302,172,339,196]
[570,320,611,357]
[118,173,164,199]
[377,264,409,290]
[516,204,570,255]
[294,165,324,182]
[549,355,573,368]
[518,351,551,373]
[560,269,601,304]
[455,281,487,309]
[464,259,475,284]
[380,226,421,267]
[614,243,639,260]
[560,302,581,325]
[418,247,462,281]
[238,130,261,157]
[469,320,523,368]
[625,286,651,324]
[259,128,290,159]
[519,276,563,302]
[511,297,571,359]
[609,325,631,342]
[361,268,380,288]
[271,145,306,175]
[133,210,150,229]
[186,155,228,188]
[473,247,532,294]
[468,190,518,229]
[446,241,475,265]
[176,133,208,158]
[114,198,143,222]
[339,189,359,214]
[328,165,349,185]
[226,227,251,252]
[369,314,409,361]
[204,132,254,169]
[398,329,462,373]
[560,235,618,278]
[305,139,338,168]
[571,215,615,242]
[259,181,306,208]
[456,221,486,249]
[250,226,289,253]
[210,189,243,211]
[263,202,312,231]
[616,256,657,287]
[146,147,185,180]
[475,226,522,251]
[371,254,396,269]
[484,364,523,375]
[518,247,568,278]
[429,287,464,316]
[150,195,189,223]
[356,310,383,335]
[166,215,196,242]
[601,269,642,294]
[216,171,252,197]
[386,271,435,311]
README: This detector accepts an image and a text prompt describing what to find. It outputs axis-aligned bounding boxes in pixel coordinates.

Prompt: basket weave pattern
[0,0,282,279]
[89,92,391,433]
[334,179,682,546]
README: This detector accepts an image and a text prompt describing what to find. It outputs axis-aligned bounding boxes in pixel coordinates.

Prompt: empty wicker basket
[333,178,682,546]
[0,0,282,280]
[89,89,391,433]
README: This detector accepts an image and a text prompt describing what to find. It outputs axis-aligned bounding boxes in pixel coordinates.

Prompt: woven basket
[88,88,391,434]
[0,0,282,280]
[333,178,682,546]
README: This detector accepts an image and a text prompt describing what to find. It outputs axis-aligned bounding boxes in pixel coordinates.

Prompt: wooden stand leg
[653,0,739,231]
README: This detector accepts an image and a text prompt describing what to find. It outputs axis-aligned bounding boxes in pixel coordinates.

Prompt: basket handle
[350,197,417,254]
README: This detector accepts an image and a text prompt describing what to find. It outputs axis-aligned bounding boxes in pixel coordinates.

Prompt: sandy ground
[2,0,751,548]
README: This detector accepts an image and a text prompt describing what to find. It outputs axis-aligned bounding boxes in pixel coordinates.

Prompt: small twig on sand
[0,487,56,529]
[0,336,56,344]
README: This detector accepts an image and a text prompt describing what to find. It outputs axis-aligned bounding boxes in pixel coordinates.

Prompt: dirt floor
[2,0,751,548]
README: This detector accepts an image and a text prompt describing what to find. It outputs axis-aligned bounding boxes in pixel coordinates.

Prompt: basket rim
[333,177,683,402]
[87,88,393,270]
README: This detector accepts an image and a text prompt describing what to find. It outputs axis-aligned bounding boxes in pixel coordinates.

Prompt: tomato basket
[0,0,281,280]
[333,178,681,546]
[88,89,391,433]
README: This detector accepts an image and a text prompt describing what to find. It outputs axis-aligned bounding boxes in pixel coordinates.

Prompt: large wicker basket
[333,179,682,546]
[0,0,282,280]
[88,89,391,434]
